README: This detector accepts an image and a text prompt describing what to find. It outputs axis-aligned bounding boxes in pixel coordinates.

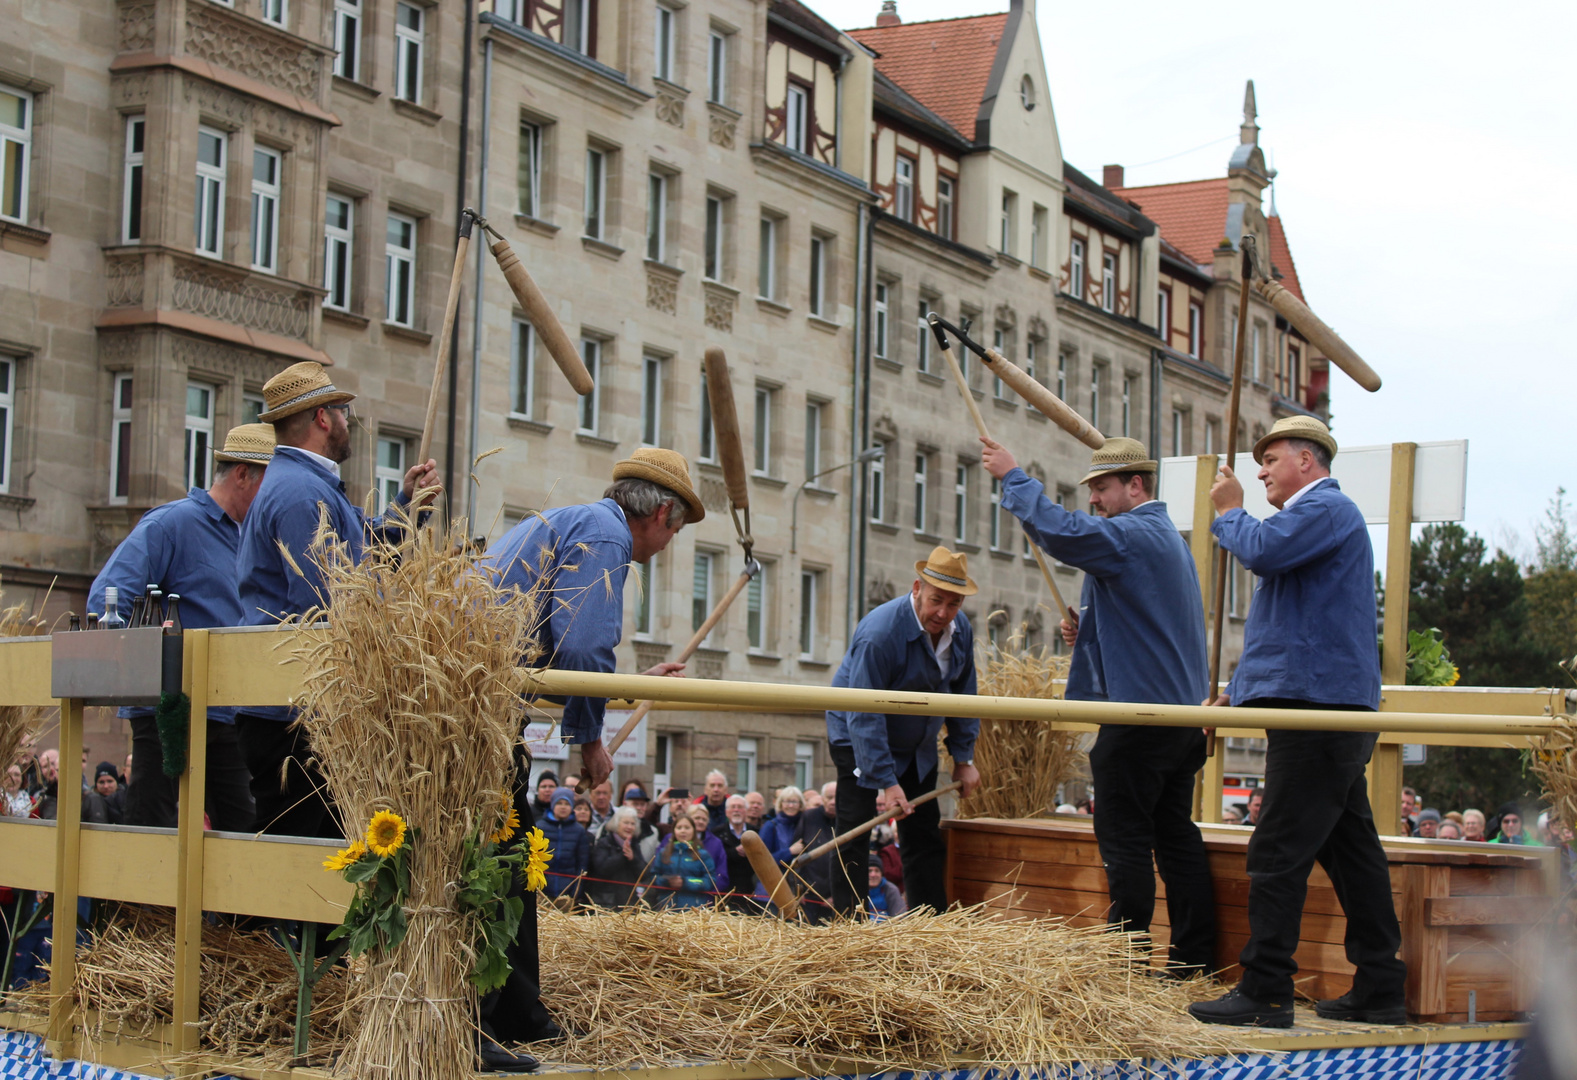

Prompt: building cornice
[481,14,653,111]
[872,210,994,281]
[110,53,341,126]
[749,141,872,202]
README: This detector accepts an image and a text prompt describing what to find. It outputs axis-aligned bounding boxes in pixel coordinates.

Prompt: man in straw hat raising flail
[1190,416,1407,1028]
[474,448,701,1051]
[980,435,1217,976]
[89,423,277,833]
[826,547,982,917]
[234,362,441,839]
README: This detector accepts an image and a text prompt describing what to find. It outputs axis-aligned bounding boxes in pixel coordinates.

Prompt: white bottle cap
[105,587,118,604]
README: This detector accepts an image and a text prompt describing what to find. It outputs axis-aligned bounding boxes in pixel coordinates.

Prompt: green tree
[1526,487,1577,666]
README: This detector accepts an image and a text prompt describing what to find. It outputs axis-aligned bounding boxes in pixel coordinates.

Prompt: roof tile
[848,14,1009,140]
[1265,214,1304,302]
[1111,177,1229,268]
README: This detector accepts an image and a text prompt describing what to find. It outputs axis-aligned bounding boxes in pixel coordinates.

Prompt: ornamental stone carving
[183,79,253,125]
[114,74,152,107]
[633,641,671,671]
[105,257,145,308]
[97,332,144,370]
[645,266,678,315]
[118,2,155,52]
[172,260,312,340]
[185,4,321,99]
[654,83,686,128]
[708,109,737,150]
[170,336,278,381]
[692,648,726,680]
[703,283,735,333]
[699,475,731,514]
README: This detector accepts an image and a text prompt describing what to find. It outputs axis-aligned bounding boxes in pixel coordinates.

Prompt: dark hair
[272,408,318,443]
[1112,471,1157,496]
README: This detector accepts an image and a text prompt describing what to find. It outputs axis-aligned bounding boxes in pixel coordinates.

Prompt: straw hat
[257,361,356,422]
[611,448,706,522]
[912,545,979,596]
[213,423,277,464]
[1077,437,1158,486]
[1252,415,1337,464]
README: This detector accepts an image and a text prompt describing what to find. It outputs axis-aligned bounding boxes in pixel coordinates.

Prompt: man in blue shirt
[1190,415,1406,1028]
[981,435,1216,975]
[234,362,439,839]
[88,423,276,832]
[827,546,982,916]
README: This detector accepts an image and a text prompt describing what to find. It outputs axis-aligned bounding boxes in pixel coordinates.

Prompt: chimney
[1102,164,1124,189]
[876,0,901,26]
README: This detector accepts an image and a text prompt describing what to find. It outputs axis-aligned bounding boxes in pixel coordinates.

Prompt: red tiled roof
[1265,214,1304,302]
[1111,177,1229,268]
[848,13,1009,141]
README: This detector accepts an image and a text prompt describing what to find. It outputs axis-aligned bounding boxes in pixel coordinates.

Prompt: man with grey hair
[712,793,759,912]
[700,769,731,832]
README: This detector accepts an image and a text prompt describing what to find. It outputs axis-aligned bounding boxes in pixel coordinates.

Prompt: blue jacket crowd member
[865,857,907,921]
[653,815,718,909]
[827,546,982,916]
[88,424,277,833]
[475,448,699,1054]
[982,435,1216,975]
[234,363,439,840]
[1190,416,1406,1029]
[541,789,591,900]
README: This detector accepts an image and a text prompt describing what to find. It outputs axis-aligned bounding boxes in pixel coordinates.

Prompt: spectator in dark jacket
[540,788,590,901]
[789,794,838,921]
[744,791,771,832]
[587,807,646,908]
[93,763,127,825]
[865,857,907,921]
[1491,804,1530,845]
[652,815,717,909]
[530,771,559,823]
[699,770,731,833]
[761,786,803,867]
[711,795,759,912]
[34,750,107,824]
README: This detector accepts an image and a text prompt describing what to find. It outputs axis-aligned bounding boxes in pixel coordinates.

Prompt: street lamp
[790,445,885,553]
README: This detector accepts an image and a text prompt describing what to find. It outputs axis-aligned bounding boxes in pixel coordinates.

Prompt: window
[1157,288,1171,345]
[324,194,353,311]
[873,281,889,360]
[122,116,145,243]
[385,212,416,327]
[0,356,13,494]
[1204,418,1219,456]
[0,85,31,223]
[804,400,823,481]
[1019,74,1036,109]
[1056,353,1067,400]
[916,297,932,373]
[736,737,758,793]
[1121,376,1132,437]
[640,353,664,446]
[633,557,654,637]
[110,374,133,504]
[1069,238,1085,300]
[808,234,827,317]
[194,126,226,256]
[654,4,676,82]
[653,732,673,791]
[646,171,668,262]
[1188,301,1204,359]
[692,550,715,637]
[867,442,886,523]
[1024,336,1038,383]
[894,155,915,222]
[251,147,281,273]
[1172,408,1185,456]
[753,384,774,473]
[241,392,265,425]
[936,175,955,240]
[375,437,406,514]
[184,382,215,491]
[1101,252,1117,313]
[1089,365,1101,428]
[333,0,361,80]
[1286,341,1303,400]
[1030,204,1050,269]
[757,215,777,299]
[394,3,424,104]
[510,318,535,417]
[704,194,724,280]
[1228,555,1244,617]
[261,0,287,24]
[707,30,728,104]
[989,477,1006,550]
[953,463,970,544]
[518,121,541,218]
[794,741,815,791]
[1251,322,1264,382]
[746,562,768,649]
[563,0,591,53]
[584,147,606,240]
[999,190,1016,254]
[912,452,928,532]
[699,365,715,461]
[798,570,819,658]
[577,338,601,433]
[784,84,808,154]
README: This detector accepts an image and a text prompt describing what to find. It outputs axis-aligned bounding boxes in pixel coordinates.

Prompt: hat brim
[913,560,979,596]
[213,450,276,464]
[1078,459,1158,485]
[1252,430,1337,465]
[258,387,357,423]
[611,461,706,522]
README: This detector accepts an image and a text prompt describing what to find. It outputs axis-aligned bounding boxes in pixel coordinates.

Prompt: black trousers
[126,714,255,832]
[1088,724,1216,972]
[829,743,946,916]
[234,714,341,839]
[478,743,554,1042]
[1236,700,1406,1005]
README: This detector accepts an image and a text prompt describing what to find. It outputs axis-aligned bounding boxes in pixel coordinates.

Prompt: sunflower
[323,839,367,872]
[523,826,551,893]
[490,804,521,846]
[366,810,409,858]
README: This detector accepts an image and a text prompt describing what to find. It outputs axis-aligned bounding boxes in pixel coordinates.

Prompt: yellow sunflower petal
[366,810,408,858]
[323,840,367,871]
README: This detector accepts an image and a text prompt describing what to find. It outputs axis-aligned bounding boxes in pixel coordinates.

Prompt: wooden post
[47,697,84,1058]
[173,629,211,1052]
[1189,454,1224,822]
[1370,443,1416,835]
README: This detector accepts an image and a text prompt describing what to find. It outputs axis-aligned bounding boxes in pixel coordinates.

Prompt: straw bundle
[537,905,1241,1071]
[289,511,539,1080]
[1531,715,1577,829]
[949,636,1082,819]
[0,577,51,770]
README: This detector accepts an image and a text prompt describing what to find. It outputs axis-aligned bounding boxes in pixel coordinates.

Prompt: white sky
[815,0,1577,560]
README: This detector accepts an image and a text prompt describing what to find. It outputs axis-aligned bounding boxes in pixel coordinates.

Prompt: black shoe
[478,1041,540,1073]
[1314,992,1408,1025]
[1187,987,1294,1028]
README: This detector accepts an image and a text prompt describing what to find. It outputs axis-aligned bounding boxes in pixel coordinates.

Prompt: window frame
[746,560,769,651]
[323,193,354,311]
[518,120,542,219]
[894,154,915,222]
[654,3,677,83]
[1101,251,1117,313]
[912,451,928,533]
[1056,353,1067,400]
[194,125,227,257]
[798,569,820,659]
[0,83,32,225]
[333,0,362,81]
[122,115,145,244]
[692,549,716,642]
[1157,287,1171,346]
[757,214,778,300]
[394,2,425,104]
[872,280,889,360]
[698,363,715,461]
[374,435,407,514]
[704,193,725,280]
[1188,300,1204,359]
[915,296,932,373]
[935,174,955,240]
[1030,203,1047,269]
[1121,375,1132,438]
[999,189,1016,255]
[184,381,216,493]
[1172,408,1185,457]
[989,476,1005,551]
[250,146,282,273]
[1069,237,1085,300]
[633,556,654,638]
[261,0,288,27]
[794,741,815,791]
[736,736,758,792]
[584,146,606,240]
[0,355,14,495]
[384,211,417,328]
[509,317,536,419]
[803,399,823,482]
[953,462,970,545]
[646,169,668,262]
[784,83,809,154]
[577,337,602,434]
[808,233,828,318]
[867,441,887,524]
[640,352,665,447]
[752,383,774,475]
[707,30,728,105]
[109,373,133,505]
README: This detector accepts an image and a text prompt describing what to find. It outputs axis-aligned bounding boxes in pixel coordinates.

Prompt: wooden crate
[944,816,1555,1022]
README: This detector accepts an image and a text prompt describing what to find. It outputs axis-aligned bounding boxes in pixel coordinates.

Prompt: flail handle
[1255,278,1381,393]
[742,831,800,920]
[983,349,1105,449]
[489,237,595,395]
[704,348,749,511]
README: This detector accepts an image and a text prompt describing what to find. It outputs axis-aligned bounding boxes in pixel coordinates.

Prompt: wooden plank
[1213,904,1350,946]
[1402,863,1449,1016]
[1427,896,1553,926]
[204,626,311,708]
[951,830,1109,869]
[0,637,56,706]
[953,856,1110,895]
[47,698,84,1058]
[175,629,211,1055]
[78,827,179,906]
[0,819,55,890]
[952,879,1111,922]
[202,833,354,923]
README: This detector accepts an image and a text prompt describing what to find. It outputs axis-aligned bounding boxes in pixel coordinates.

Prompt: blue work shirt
[480,499,631,748]
[88,488,244,723]
[236,446,409,720]
[826,593,979,789]
[1000,468,1209,706]
[1212,477,1381,709]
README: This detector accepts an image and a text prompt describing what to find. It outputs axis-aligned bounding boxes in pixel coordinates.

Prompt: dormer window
[785,84,808,153]
[894,155,915,222]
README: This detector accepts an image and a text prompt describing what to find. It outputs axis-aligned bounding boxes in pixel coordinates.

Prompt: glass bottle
[100,587,127,630]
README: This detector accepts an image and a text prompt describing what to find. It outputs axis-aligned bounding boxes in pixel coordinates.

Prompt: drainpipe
[846,202,872,644]
[1150,346,1163,467]
[444,0,476,524]
[465,37,494,525]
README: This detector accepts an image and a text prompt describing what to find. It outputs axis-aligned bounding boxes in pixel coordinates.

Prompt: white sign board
[523,711,648,766]
[1158,440,1468,528]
